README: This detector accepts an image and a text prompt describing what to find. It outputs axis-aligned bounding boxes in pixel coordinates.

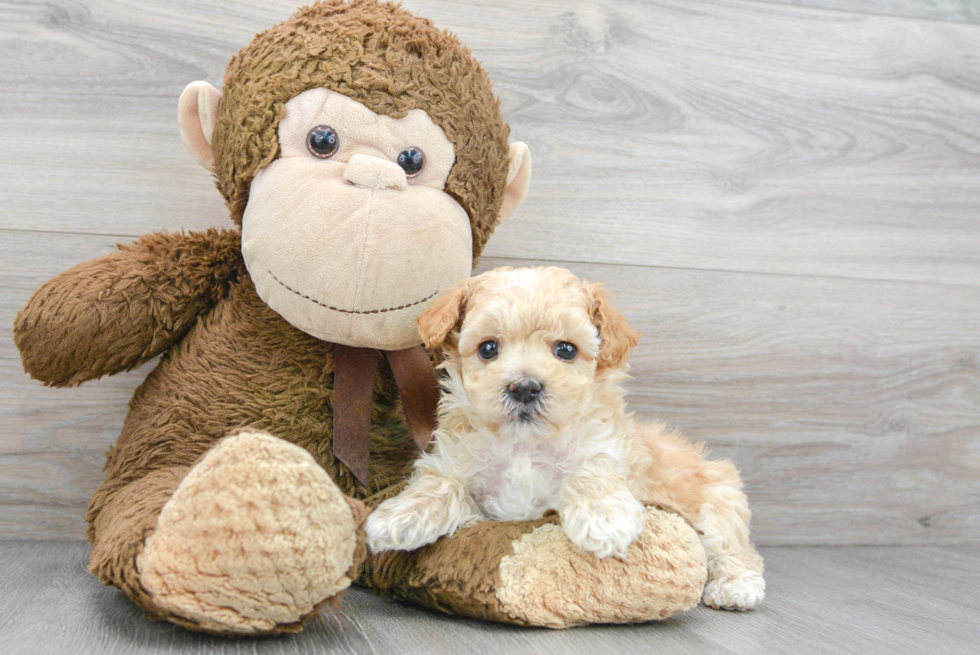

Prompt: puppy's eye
[396,146,425,177]
[478,340,499,361]
[554,341,578,361]
[307,125,339,158]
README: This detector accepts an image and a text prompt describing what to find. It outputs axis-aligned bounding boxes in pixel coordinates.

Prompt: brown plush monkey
[14,0,706,635]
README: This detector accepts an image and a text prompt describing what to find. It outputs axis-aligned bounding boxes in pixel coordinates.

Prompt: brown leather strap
[332,344,378,487]
[386,345,440,452]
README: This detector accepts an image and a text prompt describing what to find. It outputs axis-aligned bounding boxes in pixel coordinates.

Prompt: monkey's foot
[137,430,366,635]
[361,506,707,628]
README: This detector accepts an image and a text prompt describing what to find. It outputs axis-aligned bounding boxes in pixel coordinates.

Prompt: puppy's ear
[418,282,470,348]
[586,283,641,369]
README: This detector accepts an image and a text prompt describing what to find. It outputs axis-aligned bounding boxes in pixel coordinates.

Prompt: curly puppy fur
[367,267,766,611]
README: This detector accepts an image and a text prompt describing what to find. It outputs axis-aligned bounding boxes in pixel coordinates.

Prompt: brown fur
[14,229,242,387]
[361,516,541,623]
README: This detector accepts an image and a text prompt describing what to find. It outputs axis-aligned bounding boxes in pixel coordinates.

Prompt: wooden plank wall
[0,0,977,545]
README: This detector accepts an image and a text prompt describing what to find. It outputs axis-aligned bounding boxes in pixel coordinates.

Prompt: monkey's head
[178,0,531,350]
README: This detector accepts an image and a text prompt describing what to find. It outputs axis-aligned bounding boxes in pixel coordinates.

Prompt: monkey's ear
[498,142,532,223]
[417,282,471,349]
[178,81,223,171]
[586,283,641,370]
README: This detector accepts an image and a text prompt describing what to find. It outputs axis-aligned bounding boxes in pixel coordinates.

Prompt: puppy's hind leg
[695,478,766,611]
[633,425,764,611]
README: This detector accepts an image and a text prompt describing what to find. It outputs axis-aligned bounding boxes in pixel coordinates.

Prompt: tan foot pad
[496,508,707,628]
[137,430,359,635]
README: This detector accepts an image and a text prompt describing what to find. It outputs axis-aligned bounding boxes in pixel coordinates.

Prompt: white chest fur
[468,438,584,521]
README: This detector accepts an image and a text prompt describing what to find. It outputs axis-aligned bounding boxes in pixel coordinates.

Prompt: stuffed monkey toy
[14,0,707,635]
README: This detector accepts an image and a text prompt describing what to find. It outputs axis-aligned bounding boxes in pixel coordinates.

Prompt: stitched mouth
[270,271,439,315]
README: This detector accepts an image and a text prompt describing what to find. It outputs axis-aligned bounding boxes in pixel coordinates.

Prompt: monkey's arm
[14,229,241,386]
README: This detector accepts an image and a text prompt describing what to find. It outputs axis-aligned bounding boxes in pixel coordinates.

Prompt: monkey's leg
[358,505,706,628]
[89,430,367,635]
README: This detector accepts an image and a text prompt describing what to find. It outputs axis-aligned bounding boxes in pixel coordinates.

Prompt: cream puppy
[366,266,765,611]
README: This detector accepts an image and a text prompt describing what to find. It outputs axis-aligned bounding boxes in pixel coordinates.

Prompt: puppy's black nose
[507,379,543,404]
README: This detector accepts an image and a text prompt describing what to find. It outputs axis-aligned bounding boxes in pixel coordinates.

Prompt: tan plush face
[240,88,473,349]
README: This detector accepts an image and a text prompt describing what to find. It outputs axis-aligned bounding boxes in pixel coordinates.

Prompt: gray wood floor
[0,541,977,655]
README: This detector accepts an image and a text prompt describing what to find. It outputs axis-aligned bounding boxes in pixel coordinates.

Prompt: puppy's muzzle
[505,378,544,408]
[506,378,543,404]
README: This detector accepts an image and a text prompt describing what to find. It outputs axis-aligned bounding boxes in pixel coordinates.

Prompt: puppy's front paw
[366,500,442,553]
[703,570,766,611]
[560,493,647,559]
[366,479,480,553]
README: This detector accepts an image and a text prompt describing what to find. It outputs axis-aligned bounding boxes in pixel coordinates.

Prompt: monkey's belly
[117,283,416,499]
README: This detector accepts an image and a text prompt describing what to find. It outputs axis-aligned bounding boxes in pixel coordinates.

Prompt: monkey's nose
[506,379,544,404]
[343,154,408,190]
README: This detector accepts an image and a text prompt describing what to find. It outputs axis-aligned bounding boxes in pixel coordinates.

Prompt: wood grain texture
[1,542,978,654]
[1,0,980,283]
[0,0,978,544]
[761,0,980,24]
[3,232,978,544]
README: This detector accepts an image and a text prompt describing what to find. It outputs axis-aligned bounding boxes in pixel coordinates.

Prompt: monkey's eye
[554,342,578,362]
[306,126,339,159]
[478,340,499,361]
[396,146,425,177]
